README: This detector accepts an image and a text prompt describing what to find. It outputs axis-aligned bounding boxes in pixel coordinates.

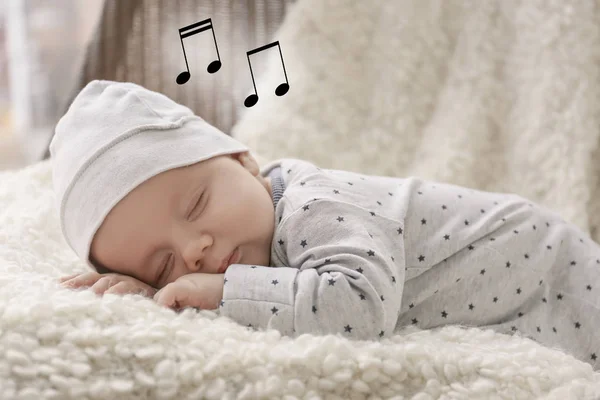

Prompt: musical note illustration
[175,18,222,85]
[244,41,290,108]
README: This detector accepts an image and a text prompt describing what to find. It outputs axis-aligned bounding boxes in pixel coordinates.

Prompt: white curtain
[2,0,104,164]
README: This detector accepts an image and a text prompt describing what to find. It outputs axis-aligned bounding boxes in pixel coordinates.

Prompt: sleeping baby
[54,80,600,371]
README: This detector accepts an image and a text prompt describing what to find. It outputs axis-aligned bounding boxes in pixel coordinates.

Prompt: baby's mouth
[218,247,240,273]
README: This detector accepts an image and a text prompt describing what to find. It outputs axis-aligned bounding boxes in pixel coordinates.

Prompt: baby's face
[90,152,275,289]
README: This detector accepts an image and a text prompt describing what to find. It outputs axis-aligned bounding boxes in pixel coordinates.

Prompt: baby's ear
[237,152,260,175]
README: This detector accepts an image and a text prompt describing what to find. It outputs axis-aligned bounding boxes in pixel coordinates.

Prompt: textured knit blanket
[233,0,600,244]
[3,0,600,398]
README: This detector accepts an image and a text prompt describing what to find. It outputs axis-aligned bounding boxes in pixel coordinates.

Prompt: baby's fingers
[61,272,103,289]
[154,288,183,310]
[58,274,80,283]
[105,281,156,297]
[90,276,119,295]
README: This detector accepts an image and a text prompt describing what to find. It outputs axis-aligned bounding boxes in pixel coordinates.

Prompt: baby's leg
[483,203,600,371]
[397,197,600,371]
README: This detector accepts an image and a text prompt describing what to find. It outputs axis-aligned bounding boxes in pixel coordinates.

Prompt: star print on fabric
[444,234,450,240]
[271,280,279,286]
[480,269,486,275]
[409,303,414,308]
[303,205,310,211]
[325,258,332,263]
[278,239,284,245]
[442,205,447,210]
[441,311,448,318]
[468,303,474,310]
[506,261,511,268]
[300,240,307,248]
[587,285,592,290]
[379,331,385,337]
[356,267,364,273]
[557,293,563,300]
[367,250,375,256]
[575,322,581,329]
[464,219,469,225]
[468,245,474,250]
[412,318,418,324]
[337,216,344,222]
[359,293,366,300]
[592,354,597,361]
[397,227,403,234]
[392,276,396,283]
[418,255,425,262]
[370,212,376,216]
[328,278,336,286]
[344,325,352,332]
[481,209,485,213]
[368,233,373,238]
[493,297,498,303]
[377,201,382,206]
[513,230,519,234]
[516,288,521,294]
[388,192,393,196]
[458,194,463,198]
[421,218,427,225]
[524,254,529,259]
[312,306,317,313]
[570,260,577,266]
[418,191,423,195]
[347,182,354,186]
[518,312,524,317]
[287,169,292,173]
[380,295,385,301]
[271,307,279,315]
[333,189,340,194]
[220,300,225,307]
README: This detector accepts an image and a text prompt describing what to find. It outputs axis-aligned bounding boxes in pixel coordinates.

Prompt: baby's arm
[219,199,405,340]
[59,271,157,297]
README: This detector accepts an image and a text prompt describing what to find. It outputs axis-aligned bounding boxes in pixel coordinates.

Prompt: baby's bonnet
[50,80,248,270]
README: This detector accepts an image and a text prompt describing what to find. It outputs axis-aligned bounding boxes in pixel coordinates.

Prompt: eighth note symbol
[176,18,222,85]
[244,41,290,108]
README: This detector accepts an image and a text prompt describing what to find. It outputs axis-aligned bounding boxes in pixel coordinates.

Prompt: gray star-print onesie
[219,158,600,370]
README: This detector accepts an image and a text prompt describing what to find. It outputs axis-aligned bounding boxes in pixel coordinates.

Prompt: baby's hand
[59,271,157,297]
[154,273,224,311]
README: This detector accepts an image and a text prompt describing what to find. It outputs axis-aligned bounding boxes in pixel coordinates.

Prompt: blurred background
[0,0,104,170]
[0,0,293,171]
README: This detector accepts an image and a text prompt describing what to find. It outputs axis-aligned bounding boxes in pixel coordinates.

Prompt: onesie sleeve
[219,199,405,340]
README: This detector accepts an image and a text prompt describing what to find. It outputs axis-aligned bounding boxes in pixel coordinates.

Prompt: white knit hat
[50,80,249,270]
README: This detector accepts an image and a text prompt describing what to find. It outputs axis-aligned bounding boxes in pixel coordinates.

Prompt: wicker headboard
[42,0,295,160]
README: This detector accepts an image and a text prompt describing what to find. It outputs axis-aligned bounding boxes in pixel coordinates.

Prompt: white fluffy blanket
[3,0,600,399]
[1,163,600,400]
[234,0,600,243]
